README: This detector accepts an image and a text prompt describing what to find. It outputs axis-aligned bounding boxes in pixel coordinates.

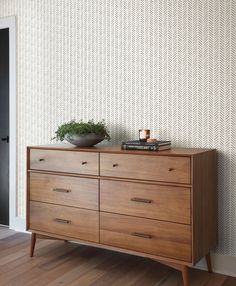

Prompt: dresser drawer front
[30,173,99,210]
[100,154,190,184]
[30,149,99,175]
[30,201,99,242]
[100,180,191,224]
[100,212,191,262]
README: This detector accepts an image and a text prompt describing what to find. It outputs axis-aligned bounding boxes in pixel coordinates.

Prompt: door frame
[0,17,21,230]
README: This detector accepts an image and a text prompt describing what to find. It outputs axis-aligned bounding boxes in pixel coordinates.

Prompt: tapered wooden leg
[181,265,189,286]
[30,233,36,257]
[205,252,212,273]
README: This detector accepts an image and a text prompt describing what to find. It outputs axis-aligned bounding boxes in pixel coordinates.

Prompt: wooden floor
[0,227,235,286]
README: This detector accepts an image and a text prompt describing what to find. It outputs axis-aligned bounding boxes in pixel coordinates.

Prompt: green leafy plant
[53,120,110,142]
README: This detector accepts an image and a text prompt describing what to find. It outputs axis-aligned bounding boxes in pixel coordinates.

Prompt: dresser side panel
[192,150,217,264]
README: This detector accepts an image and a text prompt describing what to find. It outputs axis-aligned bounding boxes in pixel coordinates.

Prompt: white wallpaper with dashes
[0,0,235,256]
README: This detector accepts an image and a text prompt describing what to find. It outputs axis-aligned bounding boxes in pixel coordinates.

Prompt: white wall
[0,0,235,259]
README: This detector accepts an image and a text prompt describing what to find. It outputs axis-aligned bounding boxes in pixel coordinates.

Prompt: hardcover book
[121,140,171,151]
[123,140,171,146]
[121,144,171,151]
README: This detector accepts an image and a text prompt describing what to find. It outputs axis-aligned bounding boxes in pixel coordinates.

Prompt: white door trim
[0,16,23,231]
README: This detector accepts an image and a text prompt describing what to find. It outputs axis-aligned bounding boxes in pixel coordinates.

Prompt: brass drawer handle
[54,218,71,224]
[113,163,118,167]
[53,188,71,193]
[81,161,87,165]
[39,158,45,162]
[131,232,152,239]
[130,197,152,204]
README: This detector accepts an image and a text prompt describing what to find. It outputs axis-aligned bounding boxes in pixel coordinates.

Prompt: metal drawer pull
[39,158,45,162]
[81,161,87,165]
[54,218,71,224]
[131,232,152,239]
[53,188,71,193]
[130,197,152,204]
[113,163,118,167]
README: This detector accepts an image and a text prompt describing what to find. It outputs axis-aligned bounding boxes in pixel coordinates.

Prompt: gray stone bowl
[65,133,105,147]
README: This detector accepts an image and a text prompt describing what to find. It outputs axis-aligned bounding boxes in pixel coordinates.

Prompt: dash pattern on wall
[0,0,235,256]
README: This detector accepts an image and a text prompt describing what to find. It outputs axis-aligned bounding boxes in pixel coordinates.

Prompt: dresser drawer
[29,201,99,242]
[30,173,99,210]
[100,180,191,224]
[30,149,99,175]
[100,154,190,184]
[100,212,191,262]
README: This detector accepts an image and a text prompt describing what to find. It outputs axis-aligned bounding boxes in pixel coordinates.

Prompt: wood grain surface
[29,201,99,242]
[191,150,218,264]
[100,179,191,224]
[28,145,214,156]
[30,172,99,210]
[100,153,191,183]
[100,212,192,262]
[30,149,99,175]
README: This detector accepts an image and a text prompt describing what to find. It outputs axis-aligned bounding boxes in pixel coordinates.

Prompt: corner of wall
[195,253,236,278]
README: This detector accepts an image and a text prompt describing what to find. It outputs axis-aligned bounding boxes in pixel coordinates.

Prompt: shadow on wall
[216,150,234,254]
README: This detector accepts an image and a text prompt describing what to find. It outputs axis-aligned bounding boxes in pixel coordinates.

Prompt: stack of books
[121,140,171,151]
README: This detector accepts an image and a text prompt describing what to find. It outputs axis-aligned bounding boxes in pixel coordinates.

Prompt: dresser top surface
[28,144,215,157]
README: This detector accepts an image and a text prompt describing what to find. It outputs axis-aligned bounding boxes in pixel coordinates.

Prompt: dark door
[0,28,9,226]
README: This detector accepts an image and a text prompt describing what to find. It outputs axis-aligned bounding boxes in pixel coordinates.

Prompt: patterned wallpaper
[0,0,235,256]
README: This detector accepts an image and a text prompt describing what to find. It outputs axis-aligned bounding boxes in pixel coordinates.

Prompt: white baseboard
[195,253,236,277]
[9,217,26,232]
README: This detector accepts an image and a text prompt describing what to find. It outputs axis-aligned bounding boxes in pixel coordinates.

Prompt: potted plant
[53,120,110,147]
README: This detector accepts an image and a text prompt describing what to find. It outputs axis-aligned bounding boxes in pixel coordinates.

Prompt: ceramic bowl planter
[53,120,110,147]
[64,133,105,147]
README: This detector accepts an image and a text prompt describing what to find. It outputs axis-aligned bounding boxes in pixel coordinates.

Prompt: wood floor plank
[0,227,15,239]
[0,240,68,276]
[204,273,228,286]
[88,256,137,286]
[130,263,171,286]
[0,241,79,285]
[0,240,53,274]
[157,270,183,286]
[45,251,111,286]
[222,277,236,286]
[24,247,103,286]
[0,227,236,286]
[91,257,147,286]
[23,248,88,286]
[108,259,163,286]
[64,252,124,286]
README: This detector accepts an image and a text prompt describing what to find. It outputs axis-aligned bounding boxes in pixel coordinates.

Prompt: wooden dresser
[27,145,217,286]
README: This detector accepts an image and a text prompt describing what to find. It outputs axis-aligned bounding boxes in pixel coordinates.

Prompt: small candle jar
[139,129,150,142]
